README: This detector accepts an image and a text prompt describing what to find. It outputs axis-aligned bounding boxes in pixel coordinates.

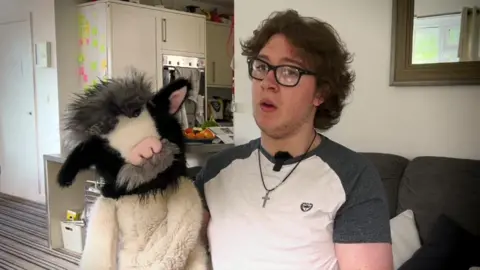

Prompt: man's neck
[261,126,320,158]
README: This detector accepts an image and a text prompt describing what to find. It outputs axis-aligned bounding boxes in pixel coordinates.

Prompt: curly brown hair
[240,9,355,131]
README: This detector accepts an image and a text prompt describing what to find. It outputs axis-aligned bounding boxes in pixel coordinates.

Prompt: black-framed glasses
[247,58,315,87]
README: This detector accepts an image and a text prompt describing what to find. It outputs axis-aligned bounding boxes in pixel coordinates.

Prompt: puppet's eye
[131,108,142,118]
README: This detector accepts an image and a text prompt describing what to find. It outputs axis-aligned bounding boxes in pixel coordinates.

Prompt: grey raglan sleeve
[194,167,209,212]
[332,163,392,244]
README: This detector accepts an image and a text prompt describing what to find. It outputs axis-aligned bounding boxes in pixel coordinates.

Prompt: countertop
[44,142,234,164]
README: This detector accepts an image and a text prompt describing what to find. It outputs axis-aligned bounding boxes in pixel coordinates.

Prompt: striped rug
[0,193,80,269]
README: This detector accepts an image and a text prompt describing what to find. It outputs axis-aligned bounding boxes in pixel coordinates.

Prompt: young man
[195,9,393,270]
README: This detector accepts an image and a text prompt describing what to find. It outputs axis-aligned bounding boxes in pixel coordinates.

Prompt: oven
[162,55,206,129]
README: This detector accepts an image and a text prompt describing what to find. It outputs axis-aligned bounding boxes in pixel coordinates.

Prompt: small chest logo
[300,202,313,212]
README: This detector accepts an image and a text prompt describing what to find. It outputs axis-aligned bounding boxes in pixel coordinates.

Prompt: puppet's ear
[153,78,191,115]
[168,85,188,115]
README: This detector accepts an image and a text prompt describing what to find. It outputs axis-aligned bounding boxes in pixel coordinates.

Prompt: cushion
[390,210,421,269]
[398,214,480,270]
[397,156,480,243]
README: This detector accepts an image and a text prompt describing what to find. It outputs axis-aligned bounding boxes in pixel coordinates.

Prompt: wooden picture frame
[390,0,480,86]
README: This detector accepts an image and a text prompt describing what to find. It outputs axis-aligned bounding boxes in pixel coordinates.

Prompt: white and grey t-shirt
[195,135,391,270]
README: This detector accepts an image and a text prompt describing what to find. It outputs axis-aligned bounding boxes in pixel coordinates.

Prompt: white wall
[233,0,480,160]
[0,0,61,201]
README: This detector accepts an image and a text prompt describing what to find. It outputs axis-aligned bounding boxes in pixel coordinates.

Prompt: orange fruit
[203,129,215,139]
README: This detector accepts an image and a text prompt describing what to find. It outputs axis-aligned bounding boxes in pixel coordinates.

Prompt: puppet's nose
[128,136,163,165]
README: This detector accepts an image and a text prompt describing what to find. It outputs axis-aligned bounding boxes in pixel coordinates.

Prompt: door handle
[212,61,216,83]
[162,18,167,42]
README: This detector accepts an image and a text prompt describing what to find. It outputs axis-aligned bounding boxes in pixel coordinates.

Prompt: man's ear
[152,78,191,115]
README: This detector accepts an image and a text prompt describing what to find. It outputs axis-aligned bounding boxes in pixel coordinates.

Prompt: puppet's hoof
[128,136,162,165]
[57,170,74,187]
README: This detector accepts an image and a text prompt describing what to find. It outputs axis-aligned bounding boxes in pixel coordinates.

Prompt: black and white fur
[58,72,207,270]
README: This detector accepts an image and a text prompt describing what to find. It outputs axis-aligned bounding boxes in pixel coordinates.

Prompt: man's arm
[333,163,393,270]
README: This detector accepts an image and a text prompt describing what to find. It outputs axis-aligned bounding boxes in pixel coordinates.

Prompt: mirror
[390,0,480,86]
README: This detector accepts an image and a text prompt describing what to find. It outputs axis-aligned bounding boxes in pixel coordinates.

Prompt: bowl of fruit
[184,127,216,143]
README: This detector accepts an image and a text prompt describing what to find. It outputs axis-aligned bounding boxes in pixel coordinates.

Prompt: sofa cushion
[390,210,421,269]
[361,153,409,218]
[397,156,480,242]
[398,214,480,270]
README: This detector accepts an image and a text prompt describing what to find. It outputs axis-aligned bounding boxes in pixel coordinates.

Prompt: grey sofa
[362,153,480,242]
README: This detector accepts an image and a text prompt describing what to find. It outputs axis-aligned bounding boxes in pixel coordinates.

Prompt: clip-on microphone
[273,151,292,172]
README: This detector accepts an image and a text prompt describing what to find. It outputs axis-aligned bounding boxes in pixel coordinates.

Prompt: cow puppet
[57,73,208,270]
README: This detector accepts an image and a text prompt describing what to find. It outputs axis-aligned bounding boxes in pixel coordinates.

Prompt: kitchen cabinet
[206,22,233,88]
[77,0,206,91]
[161,10,206,56]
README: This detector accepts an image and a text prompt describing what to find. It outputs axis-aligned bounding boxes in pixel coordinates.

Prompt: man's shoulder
[315,136,379,192]
[200,139,259,183]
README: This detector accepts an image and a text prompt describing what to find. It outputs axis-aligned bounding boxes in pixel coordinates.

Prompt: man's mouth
[260,99,277,112]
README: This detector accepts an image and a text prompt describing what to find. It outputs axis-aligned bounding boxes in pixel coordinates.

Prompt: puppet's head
[58,71,191,197]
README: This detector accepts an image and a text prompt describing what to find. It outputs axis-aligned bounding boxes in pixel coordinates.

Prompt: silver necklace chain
[258,132,317,208]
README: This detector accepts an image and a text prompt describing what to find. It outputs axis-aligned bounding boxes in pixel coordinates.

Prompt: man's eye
[281,67,299,77]
[255,63,267,71]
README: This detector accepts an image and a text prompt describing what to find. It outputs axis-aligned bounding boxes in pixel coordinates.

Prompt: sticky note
[78,54,85,63]
[92,27,98,36]
[78,66,85,75]
[92,39,98,48]
[90,62,97,71]
[79,39,83,46]
[101,59,107,69]
[78,14,85,25]
[100,44,106,53]
[83,74,88,82]
[86,38,90,45]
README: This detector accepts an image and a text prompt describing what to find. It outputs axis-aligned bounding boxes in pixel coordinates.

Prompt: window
[412,14,461,64]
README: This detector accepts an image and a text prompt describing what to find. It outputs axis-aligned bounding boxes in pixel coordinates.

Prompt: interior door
[0,18,40,201]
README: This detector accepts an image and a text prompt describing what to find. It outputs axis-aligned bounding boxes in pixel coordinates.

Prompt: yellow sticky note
[92,39,98,48]
[101,59,107,69]
[90,62,97,71]
[78,14,86,25]
[78,54,85,63]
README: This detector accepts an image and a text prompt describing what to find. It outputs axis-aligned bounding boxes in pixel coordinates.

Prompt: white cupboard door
[206,22,232,87]
[0,19,40,201]
[110,3,158,88]
[160,11,205,55]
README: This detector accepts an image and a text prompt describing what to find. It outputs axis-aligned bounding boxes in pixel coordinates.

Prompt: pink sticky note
[79,39,83,45]
[83,74,88,82]
[86,38,90,45]
[78,66,84,75]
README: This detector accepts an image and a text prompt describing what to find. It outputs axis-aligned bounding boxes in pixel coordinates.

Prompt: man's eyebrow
[257,54,305,68]
[280,57,304,67]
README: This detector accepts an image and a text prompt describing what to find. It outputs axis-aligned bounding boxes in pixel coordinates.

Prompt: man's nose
[261,70,279,91]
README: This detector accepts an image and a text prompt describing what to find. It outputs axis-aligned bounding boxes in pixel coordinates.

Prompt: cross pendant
[262,191,271,208]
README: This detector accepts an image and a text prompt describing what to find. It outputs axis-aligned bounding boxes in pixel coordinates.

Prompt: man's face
[251,34,323,139]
